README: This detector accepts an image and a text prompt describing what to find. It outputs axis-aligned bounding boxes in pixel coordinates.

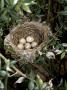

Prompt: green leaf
[13,0,18,5]
[22,4,31,13]
[37,75,43,86]
[28,81,34,90]
[29,70,35,80]
[15,77,25,84]
[58,0,67,4]
[0,70,7,78]
[15,4,21,12]
[65,81,67,90]
[0,80,4,89]
[1,0,4,10]
[8,0,14,6]
[0,28,3,36]
[62,43,67,47]
[10,61,17,65]
[61,52,65,59]
[64,6,67,11]
[59,11,67,15]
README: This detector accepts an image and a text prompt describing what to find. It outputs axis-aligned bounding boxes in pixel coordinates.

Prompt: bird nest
[4,21,49,62]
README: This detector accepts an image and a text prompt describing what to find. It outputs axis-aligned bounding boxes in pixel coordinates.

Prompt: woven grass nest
[4,21,49,62]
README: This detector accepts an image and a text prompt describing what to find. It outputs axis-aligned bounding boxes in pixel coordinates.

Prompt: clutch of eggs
[17,36,38,50]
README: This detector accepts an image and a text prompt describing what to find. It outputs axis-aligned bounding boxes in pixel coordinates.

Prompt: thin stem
[0,53,36,83]
[47,0,51,22]
[0,54,8,90]
[0,58,1,70]
[4,71,8,90]
[0,53,7,64]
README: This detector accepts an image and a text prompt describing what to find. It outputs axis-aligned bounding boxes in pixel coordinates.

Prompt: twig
[0,53,7,64]
[0,53,27,78]
[0,58,1,70]
[12,66,27,78]
[0,53,36,83]
[4,71,8,90]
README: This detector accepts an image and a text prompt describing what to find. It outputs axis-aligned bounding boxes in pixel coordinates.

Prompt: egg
[26,36,34,43]
[19,38,26,44]
[31,41,38,48]
[25,43,31,49]
[17,43,24,50]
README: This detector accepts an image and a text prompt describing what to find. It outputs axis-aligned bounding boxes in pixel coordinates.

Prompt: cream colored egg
[17,43,24,50]
[19,38,26,44]
[25,43,31,49]
[31,41,38,48]
[26,36,34,43]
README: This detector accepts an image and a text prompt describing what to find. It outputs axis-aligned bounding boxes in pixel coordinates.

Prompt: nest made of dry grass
[4,21,49,61]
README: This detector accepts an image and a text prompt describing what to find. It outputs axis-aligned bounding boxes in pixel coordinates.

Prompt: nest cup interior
[10,22,46,47]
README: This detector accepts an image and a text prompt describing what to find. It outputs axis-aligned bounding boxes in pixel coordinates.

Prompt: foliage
[0,0,35,29]
[0,0,67,90]
[29,0,67,40]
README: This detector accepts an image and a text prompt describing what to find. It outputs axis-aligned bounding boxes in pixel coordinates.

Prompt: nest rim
[10,21,48,51]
